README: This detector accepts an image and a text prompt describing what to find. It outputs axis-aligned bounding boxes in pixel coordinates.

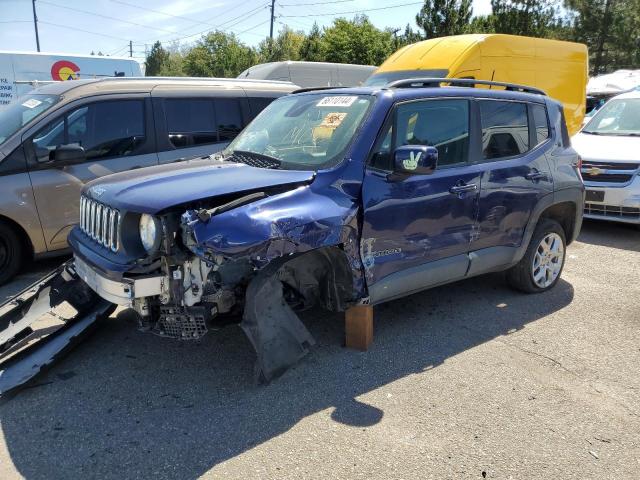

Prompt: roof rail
[291,86,343,94]
[386,77,546,96]
[95,76,296,86]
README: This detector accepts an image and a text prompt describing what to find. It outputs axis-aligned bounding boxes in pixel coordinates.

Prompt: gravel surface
[0,220,638,480]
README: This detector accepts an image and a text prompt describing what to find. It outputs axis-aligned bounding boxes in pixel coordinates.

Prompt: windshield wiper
[229,150,282,169]
[581,130,601,135]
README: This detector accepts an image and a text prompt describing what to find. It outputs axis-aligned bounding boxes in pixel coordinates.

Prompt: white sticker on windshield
[316,96,357,107]
[22,98,42,109]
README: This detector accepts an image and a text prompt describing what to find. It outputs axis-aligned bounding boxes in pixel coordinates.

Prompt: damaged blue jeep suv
[1,79,584,388]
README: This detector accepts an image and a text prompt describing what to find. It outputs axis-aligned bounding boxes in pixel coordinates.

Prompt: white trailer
[0,50,142,111]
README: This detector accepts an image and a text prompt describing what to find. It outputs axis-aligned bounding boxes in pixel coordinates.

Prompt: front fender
[184,184,367,298]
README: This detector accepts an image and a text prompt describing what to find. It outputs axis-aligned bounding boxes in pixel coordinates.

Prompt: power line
[280,0,353,6]
[109,0,222,29]
[280,1,424,17]
[108,44,130,56]
[38,20,132,42]
[236,19,271,36]
[150,3,270,44]
[38,0,179,35]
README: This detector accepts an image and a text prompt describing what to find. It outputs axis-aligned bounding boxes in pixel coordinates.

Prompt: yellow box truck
[365,34,589,136]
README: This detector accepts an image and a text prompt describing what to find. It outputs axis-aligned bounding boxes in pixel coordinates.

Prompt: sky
[0,0,493,62]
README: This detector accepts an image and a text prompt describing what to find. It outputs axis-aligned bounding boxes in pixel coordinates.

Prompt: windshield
[224,93,373,170]
[364,69,449,87]
[0,94,60,145]
[582,97,640,136]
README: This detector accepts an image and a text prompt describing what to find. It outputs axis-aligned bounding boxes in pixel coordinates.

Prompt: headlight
[139,214,161,252]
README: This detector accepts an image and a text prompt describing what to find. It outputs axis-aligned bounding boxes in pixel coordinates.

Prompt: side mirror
[391,145,438,178]
[53,144,86,165]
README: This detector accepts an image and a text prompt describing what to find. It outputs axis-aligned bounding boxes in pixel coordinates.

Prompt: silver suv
[0,77,297,284]
[572,89,640,226]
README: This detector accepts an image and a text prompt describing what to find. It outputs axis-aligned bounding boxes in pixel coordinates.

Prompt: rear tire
[507,218,566,293]
[0,221,23,286]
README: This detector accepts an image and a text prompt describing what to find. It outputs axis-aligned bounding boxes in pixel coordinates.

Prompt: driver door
[361,98,482,304]
[25,97,158,251]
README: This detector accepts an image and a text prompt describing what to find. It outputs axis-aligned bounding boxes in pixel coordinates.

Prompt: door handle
[525,171,548,181]
[449,182,478,195]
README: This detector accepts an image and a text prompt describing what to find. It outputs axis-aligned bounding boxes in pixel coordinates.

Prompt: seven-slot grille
[80,195,120,252]
[581,160,640,184]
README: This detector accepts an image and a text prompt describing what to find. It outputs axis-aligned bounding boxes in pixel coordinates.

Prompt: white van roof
[587,70,640,96]
[0,50,139,62]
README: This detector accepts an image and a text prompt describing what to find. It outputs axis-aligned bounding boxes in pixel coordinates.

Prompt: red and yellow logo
[51,60,80,81]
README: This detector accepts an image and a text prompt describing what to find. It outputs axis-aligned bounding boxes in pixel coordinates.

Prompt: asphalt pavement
[0,220,638,479]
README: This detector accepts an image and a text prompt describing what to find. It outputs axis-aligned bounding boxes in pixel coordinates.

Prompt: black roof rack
[291,86,344,94]
[386,77,546,96]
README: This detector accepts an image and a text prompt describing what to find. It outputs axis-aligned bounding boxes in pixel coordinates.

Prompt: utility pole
[392,28,400,51]
[31,0,40,52]
[129,40,133,58]
[269,0,276,41]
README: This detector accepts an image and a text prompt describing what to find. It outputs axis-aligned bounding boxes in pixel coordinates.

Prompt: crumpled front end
[66,173,366,383]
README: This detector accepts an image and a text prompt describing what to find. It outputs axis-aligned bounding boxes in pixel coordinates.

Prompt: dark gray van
[0,77,297,283]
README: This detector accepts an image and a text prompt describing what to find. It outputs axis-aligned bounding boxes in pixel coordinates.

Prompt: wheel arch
[262,245,363,312]
[0,214,34,260]
[538,201,577,245]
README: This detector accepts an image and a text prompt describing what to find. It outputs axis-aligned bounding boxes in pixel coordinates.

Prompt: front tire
[507,219,566,293]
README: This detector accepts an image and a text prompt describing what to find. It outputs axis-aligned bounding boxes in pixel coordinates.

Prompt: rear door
[152,89,247,164]
[361,98,482,303]
[471,99,554,259]
[25,95,158,250]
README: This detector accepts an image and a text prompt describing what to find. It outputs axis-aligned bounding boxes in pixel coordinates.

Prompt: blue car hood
[83,158,315,214]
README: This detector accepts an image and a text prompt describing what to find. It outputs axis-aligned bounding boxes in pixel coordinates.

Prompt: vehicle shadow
[577,219,639,252]
[0,273,574,480]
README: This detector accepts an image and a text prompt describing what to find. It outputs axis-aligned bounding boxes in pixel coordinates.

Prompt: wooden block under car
[345,304,373,351]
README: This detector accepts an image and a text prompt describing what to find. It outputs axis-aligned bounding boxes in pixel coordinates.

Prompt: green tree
[145,41,169,76]
[565,0,640,74]
[322,15,394,65]
[183,31,256,77]
[415,0,473,39]
[300,23,325,61]
[257,26,306,63]
[487,0,564,38]
[397,23,424,49]
[158,43,187,76]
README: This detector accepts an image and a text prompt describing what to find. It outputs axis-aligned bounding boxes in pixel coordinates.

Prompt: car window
[165,98,217,149]
[247,97,276,121]
[370,99,470,171]
[84,101,145,160]
[214,98,243,142]
[480,100,530,160]
[0,94,60,146]
[582,97,640,136]
[32,117,65,162]
[31,100,145,163]
[225,93,373,171]
[531,104,550,146]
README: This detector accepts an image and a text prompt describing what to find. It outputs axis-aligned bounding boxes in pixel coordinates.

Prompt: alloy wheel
[531,232,564,288]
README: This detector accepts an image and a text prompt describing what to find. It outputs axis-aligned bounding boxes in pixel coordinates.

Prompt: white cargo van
[0,51,142,111]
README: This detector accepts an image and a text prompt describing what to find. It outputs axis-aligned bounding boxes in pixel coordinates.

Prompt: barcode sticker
[22,98,42,109]
[316,96,357,107]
